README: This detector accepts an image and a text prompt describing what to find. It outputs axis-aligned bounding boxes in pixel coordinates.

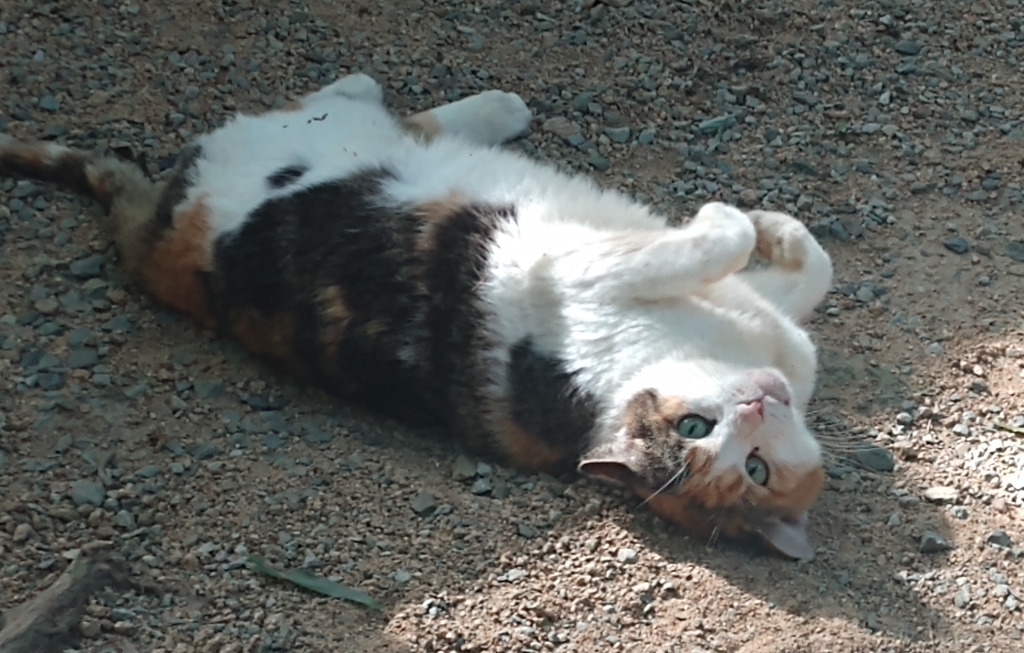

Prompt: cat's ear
[753,512,815,560]
[577,439,644,486]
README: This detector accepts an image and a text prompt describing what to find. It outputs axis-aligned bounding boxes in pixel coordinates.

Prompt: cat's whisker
[637,463,689,508]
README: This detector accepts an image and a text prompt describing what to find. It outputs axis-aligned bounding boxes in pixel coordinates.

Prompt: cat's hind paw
[316,73,384,104]
[430,90,532,146]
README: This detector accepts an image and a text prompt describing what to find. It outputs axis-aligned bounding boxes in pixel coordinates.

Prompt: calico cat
[0,73,833,559]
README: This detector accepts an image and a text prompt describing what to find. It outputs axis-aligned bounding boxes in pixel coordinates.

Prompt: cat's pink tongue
[755,512,815,560]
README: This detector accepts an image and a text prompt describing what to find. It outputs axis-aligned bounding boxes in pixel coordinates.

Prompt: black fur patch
[507,337,600,453]
[208,168,512,428]
[267,164,307,189]
[421,203,516,415]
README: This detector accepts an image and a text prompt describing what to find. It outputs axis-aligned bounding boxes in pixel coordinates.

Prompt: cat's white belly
[188,96,411,239]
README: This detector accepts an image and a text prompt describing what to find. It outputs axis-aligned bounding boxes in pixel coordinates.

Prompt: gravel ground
[2,0,1024,651]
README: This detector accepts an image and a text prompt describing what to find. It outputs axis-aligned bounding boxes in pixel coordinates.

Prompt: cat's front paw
[747,210,815,271]
[690,202,756,276]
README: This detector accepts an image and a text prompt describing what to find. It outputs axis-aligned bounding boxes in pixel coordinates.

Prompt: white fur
[183,75,833,484]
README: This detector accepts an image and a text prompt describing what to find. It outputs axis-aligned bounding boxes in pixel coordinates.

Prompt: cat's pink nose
[748,369,791,406]
[738,398,765,423]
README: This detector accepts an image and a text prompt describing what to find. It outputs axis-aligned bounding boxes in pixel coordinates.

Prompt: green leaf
[247,555,383,610]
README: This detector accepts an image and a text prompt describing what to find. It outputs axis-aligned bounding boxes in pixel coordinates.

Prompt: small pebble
[987,529,1013,548]
[69,479,106,507]
[943,237,970,254]
[923,486,958,504]
[411,491,437,516]
[451,455,476,481]
[919,531,951,554]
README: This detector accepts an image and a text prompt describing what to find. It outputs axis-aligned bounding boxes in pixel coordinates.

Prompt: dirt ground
[1,0,1023,651]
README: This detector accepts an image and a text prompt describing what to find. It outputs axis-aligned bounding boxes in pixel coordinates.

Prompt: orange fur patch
[755,462,825,515]
[415,190,468,251]
[281,99,305,112]
[230,308,296,363]
[402,111,443,142]
[640,488,740,538]
[140,196,215,327]
[495,419,575,472]
[315,285,350,359]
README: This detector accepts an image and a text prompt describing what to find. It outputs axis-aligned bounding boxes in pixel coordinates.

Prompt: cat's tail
[0,133,215,327]
[0,132,158,267]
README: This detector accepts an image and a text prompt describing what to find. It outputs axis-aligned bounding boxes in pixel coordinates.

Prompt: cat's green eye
[676,414,715,439]
[745,454,769,485]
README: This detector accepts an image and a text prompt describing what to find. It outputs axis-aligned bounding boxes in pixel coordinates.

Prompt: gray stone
[541,116,580,139]
[943,237,970,254]
[470,477,493,495]
[411,491,437,516]
[617,547,639,563]
[39,94,60,112]
[37,373,65,390]
[919,531,951,554]
[23,459,58,472]
[262,433,286,449]
[923,486,958,504]
[394,569,412,583]
[12,523,35,543]
[893,40,922,55]
[571,92,594,112]
[114,509,137,529]
[1006,241,1024,262]
[68,254,107,278]
[70,479,106,506]
[34,297,59,314]
[697,114,735,134]
[586,152,610,171]
[604,126,631,143]
[853,445,894,472]
[302,423,332,444]
[451,455,476,481]
[954,586,971,609]
[67,327,93,347]
[187,442,222,460]
[987,529,1013,548]
[122,382,148,399]
[194,379,225,400]
[135,464,163,478]
[855,285,875,303]
[67,347,99,369]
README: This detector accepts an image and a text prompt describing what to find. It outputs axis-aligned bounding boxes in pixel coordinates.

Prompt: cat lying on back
[0,73,833,559]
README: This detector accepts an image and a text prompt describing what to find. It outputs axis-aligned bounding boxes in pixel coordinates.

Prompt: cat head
[579,362,824,559]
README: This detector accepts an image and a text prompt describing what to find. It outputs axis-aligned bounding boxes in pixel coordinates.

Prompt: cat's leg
[739,210,833,320]
[403,90,532,146]
[568,202,756,302]
[289,73,384,110]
